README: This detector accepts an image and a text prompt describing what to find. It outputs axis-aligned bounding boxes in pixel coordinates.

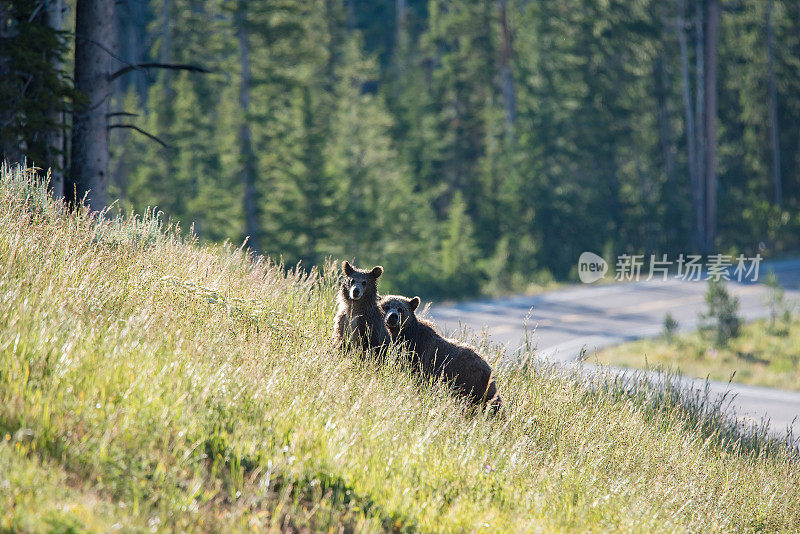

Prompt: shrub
[662,313,679,342]
[762,270,794,335]
[699,279,741,346]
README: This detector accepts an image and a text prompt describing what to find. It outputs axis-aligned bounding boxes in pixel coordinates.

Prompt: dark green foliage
[700,279,742,346]
[0,1,73,172]
[97,0,800,298]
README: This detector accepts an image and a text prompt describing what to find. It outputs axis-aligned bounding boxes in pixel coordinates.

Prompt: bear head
[380,295,420,337]
[340,261,383,303]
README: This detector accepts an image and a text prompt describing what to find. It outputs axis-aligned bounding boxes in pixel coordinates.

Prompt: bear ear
[343,261,354,276]
[409,296,420,311]
[370,265,383,279]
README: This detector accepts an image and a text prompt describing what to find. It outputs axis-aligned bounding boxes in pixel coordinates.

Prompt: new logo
[578,252,608,284]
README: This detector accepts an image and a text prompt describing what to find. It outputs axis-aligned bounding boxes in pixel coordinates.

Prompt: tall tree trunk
[654,54,675,195]
[0,4,17,163]
[325,0,342,88]
[160,0,172,65]
[346,0,355,31]
[67,0,115,211]
[236,5,260,253]
[695,0,706,249]
[301,85,322,263]
[704,0,719,250]
[677,0,703,250]
[157,0,176,104]
[395,0,409,74]
[497,0,516,129]
[396,0,407,27]
[44,0,65,198]
[654,49,678,247]
[766,0,782,207]
[132,1,146,99]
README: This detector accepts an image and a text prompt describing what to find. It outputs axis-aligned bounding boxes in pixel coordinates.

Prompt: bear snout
[385,310,400,327]
[349,285,362,300]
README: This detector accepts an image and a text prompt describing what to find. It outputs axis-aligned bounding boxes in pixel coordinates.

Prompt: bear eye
[361,281,366,286]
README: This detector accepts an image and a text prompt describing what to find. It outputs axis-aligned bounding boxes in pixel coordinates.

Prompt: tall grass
[1,164,799,532]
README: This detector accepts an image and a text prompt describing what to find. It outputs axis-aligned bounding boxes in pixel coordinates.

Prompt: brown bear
[333,261,391,354]
[380,294,502,410]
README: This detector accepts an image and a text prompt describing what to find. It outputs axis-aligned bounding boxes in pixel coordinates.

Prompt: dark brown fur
[380,295,502,409]
[333,261,391,354]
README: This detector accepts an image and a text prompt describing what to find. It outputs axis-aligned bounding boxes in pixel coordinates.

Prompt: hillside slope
[1,165,799,532]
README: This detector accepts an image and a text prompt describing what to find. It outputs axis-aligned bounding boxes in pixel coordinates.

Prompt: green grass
[595,316,800,391]
[1,164,800,532]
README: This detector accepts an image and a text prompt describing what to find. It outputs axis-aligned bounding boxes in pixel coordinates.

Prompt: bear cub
[380,295,502,409]
[333,261,391,354]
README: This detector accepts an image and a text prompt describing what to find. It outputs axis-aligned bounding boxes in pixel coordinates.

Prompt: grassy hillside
[1,165,799,532]
[595,316,800,391]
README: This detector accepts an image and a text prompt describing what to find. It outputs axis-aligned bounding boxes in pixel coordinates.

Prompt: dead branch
[108,124,169,148]
[109,63,209,82]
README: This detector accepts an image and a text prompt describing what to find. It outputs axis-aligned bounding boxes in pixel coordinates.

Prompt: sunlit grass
[1,164,799,532]
[595,317,800,391]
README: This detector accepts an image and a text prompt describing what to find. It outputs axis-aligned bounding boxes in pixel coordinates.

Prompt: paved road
[430,258,800,437]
